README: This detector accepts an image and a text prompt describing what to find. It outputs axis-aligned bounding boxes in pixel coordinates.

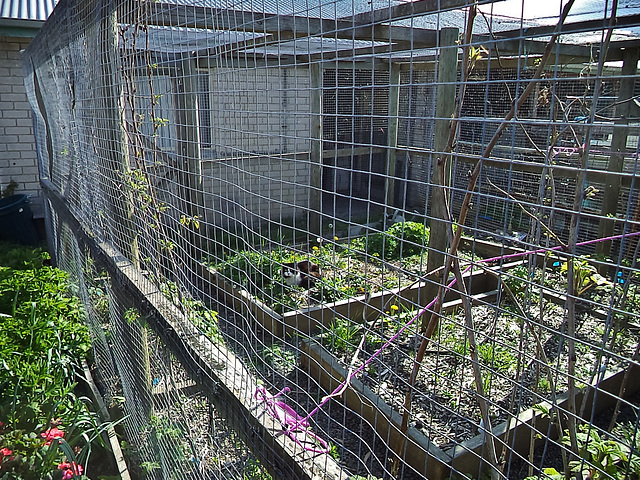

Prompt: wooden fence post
[596,47,639,261]
[423,28,459,326]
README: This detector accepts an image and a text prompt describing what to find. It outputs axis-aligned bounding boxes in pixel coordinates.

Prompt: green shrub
[351,222,429,261]
[0,244,97,480]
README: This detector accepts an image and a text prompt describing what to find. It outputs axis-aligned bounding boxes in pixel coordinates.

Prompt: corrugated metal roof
[0,0,58,21]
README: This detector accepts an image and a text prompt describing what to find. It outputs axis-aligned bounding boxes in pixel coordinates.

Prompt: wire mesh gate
[23,0,640,478]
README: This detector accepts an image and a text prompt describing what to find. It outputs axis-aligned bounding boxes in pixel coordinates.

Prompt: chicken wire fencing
[22,0,640,479]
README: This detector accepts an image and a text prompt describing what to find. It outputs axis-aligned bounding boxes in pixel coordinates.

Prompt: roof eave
[0,17,45,37]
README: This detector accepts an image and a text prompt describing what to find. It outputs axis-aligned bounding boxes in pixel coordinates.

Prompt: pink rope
[294,229,640,427]
[254,386,330,454]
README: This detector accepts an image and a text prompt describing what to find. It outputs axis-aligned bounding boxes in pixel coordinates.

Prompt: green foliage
[560,257,613,296]
[214,248,295,313]
[156,279,220,340]
[565,424,640,480]
[0,245,125,480]
[211,224,429,312]
[503,264,530,297]
[213,245,367,313]
[350,222,429,261]
[523,467,565,480]
[323,317,360,353]
[477,343,518,374]
[0,243,49,271]
[256,344,296,372]
[243,457,272,480]
[0,263,91,428]
[528,423,640,480]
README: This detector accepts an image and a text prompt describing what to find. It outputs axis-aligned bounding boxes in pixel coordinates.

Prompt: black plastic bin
[0,194,39,245]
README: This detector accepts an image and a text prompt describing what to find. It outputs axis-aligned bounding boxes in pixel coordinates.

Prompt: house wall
[208,66,312,157]
[201,65,312,227]
[0,35,43,217]
[202,155,311,228]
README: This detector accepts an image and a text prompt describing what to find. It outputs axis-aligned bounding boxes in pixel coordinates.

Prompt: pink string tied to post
[254,386,330,454]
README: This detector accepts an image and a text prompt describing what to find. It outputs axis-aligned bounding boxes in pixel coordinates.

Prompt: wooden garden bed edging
[300,335,640,480]
[81,359,132,480]
[198,258,524,338]
[300,339,453,480]
[447,362,640,476]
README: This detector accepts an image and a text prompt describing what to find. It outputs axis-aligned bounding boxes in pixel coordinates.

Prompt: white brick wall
[0,36,42,217]
[208,66,312,157]
[201,65,313,226]
[202,155,311,227]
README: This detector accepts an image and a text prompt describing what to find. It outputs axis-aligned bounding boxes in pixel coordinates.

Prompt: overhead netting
[24,0,640,478]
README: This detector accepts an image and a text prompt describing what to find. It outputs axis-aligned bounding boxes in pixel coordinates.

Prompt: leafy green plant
[0,244,118,479]
[350,222,429,261]
[256,344,296,372]
[560,257,613,296]
[243,457,272,480]
[523,467,565,480]
[503,264,530,298]
[477,343,518,374]
[324,317,360,353]
[559,424,640,480]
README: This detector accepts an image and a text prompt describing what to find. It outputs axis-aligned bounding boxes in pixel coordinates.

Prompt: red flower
[0,447,13,458]
[40,426,65,445]
[58,461,83,480]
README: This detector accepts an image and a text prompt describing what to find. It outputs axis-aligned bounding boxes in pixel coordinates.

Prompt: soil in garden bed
[326,299,640,451]
[215,303,427,479]
[208,262,640,479]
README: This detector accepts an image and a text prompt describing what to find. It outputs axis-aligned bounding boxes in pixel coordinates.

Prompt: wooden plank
[281,260,522,336]
[97,4,139,262]
[200,146,383,164]
[398,146,640,189]
[488,14,640,43]
[309,62,323,238]
[385,63,401,210]
[41,179,349,480]
[175,57,203,214]
[81,360,133,480]
[300,339,452,480]
[132,3,438,47]
[347,0,496,26]
[423,27,459,327]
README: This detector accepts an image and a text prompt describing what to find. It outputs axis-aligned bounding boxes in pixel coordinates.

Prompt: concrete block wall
[202,65,312,227]
[209,66,312,157]
[0,36,43,217]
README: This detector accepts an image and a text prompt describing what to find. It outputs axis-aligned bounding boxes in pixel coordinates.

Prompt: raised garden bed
[200,231,523,337]
[291,256,640,478]
[300,338,640,479]
[201,228,640,478]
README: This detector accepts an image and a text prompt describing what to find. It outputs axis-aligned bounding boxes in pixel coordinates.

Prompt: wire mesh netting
[22,0,640,478]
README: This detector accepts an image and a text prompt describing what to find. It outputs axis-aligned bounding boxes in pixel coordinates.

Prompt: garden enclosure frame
[22,0,640,479]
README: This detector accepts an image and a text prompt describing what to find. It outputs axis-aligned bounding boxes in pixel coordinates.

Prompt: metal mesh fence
[23,0,640,479]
